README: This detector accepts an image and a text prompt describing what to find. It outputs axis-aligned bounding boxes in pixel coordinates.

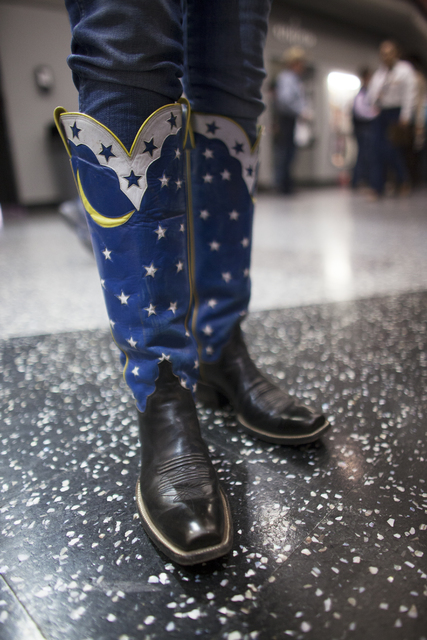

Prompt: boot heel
[197,382,229,409]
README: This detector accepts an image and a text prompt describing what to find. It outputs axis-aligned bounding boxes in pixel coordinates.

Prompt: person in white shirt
[273,46,308,194]
[368,40,417,196]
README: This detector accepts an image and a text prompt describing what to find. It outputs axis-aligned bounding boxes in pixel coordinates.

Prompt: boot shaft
[188,113,261,363]
[54,105,261,407]
[55,103,199,411]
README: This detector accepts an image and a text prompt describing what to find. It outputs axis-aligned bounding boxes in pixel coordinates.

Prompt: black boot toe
[199,325,330,445]
[136,361,233,565]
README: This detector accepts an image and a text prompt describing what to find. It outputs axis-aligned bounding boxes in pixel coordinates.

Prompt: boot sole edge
[237,414,331,445]
[198,383,331,445]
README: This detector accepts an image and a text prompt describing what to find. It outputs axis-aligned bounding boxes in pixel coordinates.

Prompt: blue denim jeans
[65,0,271,148]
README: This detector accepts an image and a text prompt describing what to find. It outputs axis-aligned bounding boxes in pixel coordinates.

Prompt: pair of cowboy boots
[55,101,329,565]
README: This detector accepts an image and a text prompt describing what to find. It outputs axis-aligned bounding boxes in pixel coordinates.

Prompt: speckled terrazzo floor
[1,291,426,640]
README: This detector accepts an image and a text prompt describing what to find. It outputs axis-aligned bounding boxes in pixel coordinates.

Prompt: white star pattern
[65,114,265,397]
[144,303,156,316]
[158,353,171,362]
[144,262,158,278]
[154,224,166,239]
[117,291,130,305]
[185,330,191,337]
[109,319,116,328]
[100,279,106,289]
[192,384,197,393]
[158,173,170,188]
[180,379,188,389]
[189,113,258,196]
[203,325,213,336]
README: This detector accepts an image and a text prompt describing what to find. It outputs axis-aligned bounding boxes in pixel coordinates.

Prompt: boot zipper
[184,147,203,364]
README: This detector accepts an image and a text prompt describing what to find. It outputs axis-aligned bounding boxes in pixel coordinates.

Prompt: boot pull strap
[178,97,195,150]
[253,124,264,153]
[53,106,71,157]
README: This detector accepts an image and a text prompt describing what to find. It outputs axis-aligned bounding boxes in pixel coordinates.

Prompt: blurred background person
[273,46,310,195]
[368,40,417,198]
[405,54,427,186]
[351,67,378,190]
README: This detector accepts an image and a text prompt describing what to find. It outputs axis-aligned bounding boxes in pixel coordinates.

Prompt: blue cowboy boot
[54,103,232,564]
[189,113,330,445]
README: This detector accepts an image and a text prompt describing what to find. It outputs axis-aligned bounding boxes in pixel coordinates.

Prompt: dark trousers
[352,119,374,188]
[275,114,296,194]
[371,107,408,194]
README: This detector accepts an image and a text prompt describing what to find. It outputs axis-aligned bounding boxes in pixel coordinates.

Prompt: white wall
[0,2,78,205]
